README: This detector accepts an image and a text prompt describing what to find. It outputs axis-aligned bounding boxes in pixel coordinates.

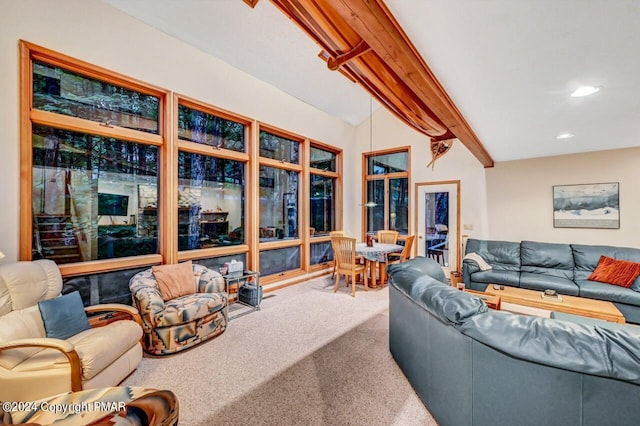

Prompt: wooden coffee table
[484,285,625,324]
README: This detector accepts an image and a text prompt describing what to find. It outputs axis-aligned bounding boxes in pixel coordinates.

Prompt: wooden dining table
[355,242,404,288]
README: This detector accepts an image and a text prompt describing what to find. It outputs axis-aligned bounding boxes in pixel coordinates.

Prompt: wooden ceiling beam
[269,0,494,167]
[332,0,493,167]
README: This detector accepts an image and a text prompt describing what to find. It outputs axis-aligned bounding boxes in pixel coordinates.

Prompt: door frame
[414,180,461,272]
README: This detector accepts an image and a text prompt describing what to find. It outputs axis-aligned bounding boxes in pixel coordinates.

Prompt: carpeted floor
[122,276,437,425]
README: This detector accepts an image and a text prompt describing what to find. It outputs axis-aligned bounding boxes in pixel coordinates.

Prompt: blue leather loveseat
[389,257,640,426]
[462,239,640,323]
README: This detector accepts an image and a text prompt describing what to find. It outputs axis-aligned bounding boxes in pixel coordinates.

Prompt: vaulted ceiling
[103,0,640,164]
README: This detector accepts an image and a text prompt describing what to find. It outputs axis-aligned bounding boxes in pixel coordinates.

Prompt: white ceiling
[103,0,640,162]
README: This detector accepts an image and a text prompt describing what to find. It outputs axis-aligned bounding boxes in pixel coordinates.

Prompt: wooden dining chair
[333,236,368,297]
[387,235,416,264]
[377,230,399,244]
[329,231,345,278]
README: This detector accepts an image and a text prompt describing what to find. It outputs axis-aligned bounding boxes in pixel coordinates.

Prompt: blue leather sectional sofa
[388,257,640,426]
[462,239,640,323]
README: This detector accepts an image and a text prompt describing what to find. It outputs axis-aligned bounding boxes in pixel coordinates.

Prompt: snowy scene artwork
[553,183,619,229]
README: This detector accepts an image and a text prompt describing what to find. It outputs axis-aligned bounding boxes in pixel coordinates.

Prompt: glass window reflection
[259,166,299,241]
[177,152,245,250]
[31,125,159,264]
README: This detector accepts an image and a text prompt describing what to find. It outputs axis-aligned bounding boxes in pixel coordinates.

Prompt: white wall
[0,0,356,261]
[486,146,640,248]
[346,106,490,243]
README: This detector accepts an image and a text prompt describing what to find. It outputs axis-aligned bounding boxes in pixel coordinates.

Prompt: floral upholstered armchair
[129,261,228,355]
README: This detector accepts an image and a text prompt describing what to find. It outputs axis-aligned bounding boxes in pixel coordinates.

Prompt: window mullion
[31,110,163,146]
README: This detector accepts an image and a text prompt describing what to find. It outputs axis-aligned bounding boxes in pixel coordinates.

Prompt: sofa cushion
[387,256,447,287]
[520,241,574,280]
[612,248,640,292]
[588,256,640,288]
[38,291,90,340]
[469,270,520,287]
[459,311,640,384]
[519,273,580,295]
[154,293,226,328]
[12,320,142,381]
[390,271,488,325]
[572,244,618,281]
[575,279,640,307]
[0,260,62,315]
[572,244,636,280]
[0,305,46,370]
[550,312,634,331]
[465,239,521,271]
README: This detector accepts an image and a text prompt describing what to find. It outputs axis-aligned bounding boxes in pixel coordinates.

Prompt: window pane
[177,105,245,152]
[310,175,335,236]
[259,131,299,164]
[389,178,409,235]
[310,241,333,266]
[32,61,160,134]
[259,246,301,276]
[309,146,336,171]
[366,180,385,233]
[32,125,159,264]
[367,151,408,175]
[259,166,298,241]
[177,152,245,251]
[63,265,149,305]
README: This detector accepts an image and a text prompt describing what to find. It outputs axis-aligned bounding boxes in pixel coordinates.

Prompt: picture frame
[552,182,619,229]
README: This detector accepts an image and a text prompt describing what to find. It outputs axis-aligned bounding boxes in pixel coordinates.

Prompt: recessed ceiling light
[571,86,600,97]
[556,133,575,140]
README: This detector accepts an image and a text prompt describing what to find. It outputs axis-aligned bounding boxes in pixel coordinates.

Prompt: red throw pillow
[588,256,640,288]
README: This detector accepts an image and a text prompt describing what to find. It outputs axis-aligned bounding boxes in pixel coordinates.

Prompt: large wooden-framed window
[20,41,344,284]
[174,96,252,266]
[257,125,305,283]
[362,147,411,240]
[20,41,169,276]
[308,141,342,271]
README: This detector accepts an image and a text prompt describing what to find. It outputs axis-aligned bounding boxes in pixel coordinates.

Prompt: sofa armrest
[197,268,226,294]
[129,285,166,330]
[0,337,74,353]
[0,338,82,391]
[85,304,143,328]
[463,259,481,274]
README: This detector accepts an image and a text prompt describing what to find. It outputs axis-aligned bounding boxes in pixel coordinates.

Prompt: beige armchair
[0,260,143,402]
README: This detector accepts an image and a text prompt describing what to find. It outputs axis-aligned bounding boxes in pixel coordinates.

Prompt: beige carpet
[122,277,437,426]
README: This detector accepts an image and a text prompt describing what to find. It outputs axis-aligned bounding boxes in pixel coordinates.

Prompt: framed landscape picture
[553,183,619,229]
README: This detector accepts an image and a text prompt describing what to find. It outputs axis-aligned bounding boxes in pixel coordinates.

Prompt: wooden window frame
[308,140,342,272]
[20,41,170,277]
[19,42,345,285]
[174,94,253,264]
[256,124,306,283]
[361,146,411,241]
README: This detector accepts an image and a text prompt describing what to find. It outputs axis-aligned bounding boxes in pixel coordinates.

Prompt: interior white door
[416,182,459,270]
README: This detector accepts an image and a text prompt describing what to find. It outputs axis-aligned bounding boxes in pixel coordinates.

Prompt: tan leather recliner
[0,260,143,402]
